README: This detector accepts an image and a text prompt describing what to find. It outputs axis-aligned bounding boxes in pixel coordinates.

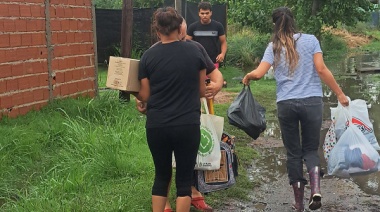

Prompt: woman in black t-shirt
[134,7,206,212]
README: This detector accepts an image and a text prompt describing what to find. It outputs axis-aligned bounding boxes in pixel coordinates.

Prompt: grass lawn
[0,65,276,211]
[98,64,108,88]
[0,92,153,211]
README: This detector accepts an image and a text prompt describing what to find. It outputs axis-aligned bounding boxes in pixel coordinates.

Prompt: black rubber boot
[291,182,304,212]
[309,166,322,210]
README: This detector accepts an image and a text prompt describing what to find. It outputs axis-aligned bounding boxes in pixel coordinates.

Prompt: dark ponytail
[271,7,299,75]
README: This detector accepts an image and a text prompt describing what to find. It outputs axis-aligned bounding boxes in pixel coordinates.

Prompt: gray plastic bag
[227,85,266,139]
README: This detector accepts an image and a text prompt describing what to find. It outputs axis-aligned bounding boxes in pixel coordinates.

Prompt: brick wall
[0,0,97,118]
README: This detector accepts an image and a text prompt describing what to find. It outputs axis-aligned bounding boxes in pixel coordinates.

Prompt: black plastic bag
[227,85,266,140]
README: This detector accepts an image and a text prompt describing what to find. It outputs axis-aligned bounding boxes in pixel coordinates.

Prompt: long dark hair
[271,7,299,75]
[153,7,183,36]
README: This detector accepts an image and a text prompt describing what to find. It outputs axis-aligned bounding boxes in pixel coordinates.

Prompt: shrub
[321,32,348,58]
[345,21,373,34]
[226,27,270,70]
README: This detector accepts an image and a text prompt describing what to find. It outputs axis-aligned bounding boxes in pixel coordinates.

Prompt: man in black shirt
[186,1,227,69]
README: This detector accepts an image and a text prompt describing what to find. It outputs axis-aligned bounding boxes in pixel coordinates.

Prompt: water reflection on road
[257,51,380,196]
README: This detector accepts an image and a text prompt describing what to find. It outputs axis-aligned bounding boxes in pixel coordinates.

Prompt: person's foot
[191,197,213,212]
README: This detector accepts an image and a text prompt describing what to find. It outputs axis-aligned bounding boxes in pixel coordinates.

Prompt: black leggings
[146,125,200,197]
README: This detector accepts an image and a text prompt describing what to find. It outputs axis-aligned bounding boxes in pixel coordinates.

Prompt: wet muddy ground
[216,130,380,212]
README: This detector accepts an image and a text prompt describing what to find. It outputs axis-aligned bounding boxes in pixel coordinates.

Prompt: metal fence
[95,1,227,63]
[95,8,155,63]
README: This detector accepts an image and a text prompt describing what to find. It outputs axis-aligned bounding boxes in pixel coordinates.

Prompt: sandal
[191,197,213,212]
[164,209,173,212]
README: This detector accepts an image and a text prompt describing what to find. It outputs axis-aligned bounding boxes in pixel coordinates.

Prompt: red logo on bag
[351,117,373,133]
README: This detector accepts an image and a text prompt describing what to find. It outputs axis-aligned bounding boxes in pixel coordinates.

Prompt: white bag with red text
[331,98,380,151]
[327,105,380,178]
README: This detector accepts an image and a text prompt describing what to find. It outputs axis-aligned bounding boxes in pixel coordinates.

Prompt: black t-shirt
[186,40,215,75]
[187,20,225,63]
[150,40,215,74]
[139,41,206,128]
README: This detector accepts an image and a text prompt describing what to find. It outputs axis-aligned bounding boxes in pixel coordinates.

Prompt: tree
[226,0,373,38]
[226,0,277,33]
[297,0,373,38]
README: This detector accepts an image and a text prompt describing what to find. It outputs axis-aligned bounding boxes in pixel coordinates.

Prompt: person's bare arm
[206,68,223,99]
[216,35,227,63]
[242,61,272,85]
[314,53,349,106]
[135,98,147,114]
[134,78,150,102]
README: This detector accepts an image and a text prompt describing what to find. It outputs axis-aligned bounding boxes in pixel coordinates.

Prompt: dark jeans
[277,97,323,185]
[146,125,200,197]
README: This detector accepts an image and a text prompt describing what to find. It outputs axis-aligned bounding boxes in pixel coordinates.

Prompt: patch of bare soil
[215,137,380,212]
[326,27,371,48]
[214,91,237,104]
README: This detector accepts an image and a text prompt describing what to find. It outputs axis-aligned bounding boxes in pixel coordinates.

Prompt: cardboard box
[106,56,140,92]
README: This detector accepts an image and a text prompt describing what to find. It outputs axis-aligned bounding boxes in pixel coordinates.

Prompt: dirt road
[216,137,380,212]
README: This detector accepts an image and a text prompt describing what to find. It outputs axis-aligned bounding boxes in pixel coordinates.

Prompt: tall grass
[226,27,270,70]
[361,30,380,52]
[0,92,153,211]
[321,32,348,59]
[97,64,108,88]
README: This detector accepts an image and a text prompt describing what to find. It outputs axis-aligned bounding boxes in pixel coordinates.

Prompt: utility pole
[119,0,133,102]
[175,0,182,15]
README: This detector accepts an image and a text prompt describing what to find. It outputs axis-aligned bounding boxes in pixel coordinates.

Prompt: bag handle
[243,85,253,94]
[205,79,215,115]
[337,96,352,125]
[201,97,210,115]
